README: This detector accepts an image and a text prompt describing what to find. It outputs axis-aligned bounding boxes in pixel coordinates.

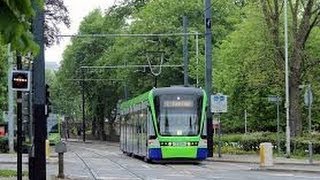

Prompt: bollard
[46,139,50,159]
[55,141,67,179]
[58,153,64,178]
[260,142,273,167]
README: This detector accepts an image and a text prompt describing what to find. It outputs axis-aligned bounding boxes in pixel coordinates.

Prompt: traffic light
[45,84,52,116]
[11,70,31,91]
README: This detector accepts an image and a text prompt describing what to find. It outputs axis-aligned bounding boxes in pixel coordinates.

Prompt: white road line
[293,175,320,179]
[142,164,151,169]
[97,177,141,180]
[271,173,294,177]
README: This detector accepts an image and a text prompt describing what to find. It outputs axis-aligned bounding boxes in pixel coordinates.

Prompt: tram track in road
[161,162,215,180]
[73,151,99,180]
[69,142,249,179]
[69,143,144,180]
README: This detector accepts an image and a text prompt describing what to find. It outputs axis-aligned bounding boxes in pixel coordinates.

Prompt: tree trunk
[96,104,106,141]
[289,64,302,137]
[98,115,106,141]
[91,116,97,137]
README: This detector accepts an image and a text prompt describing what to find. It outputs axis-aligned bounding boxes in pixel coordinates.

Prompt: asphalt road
[64,142,319,180]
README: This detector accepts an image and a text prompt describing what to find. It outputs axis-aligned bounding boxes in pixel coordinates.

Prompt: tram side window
[147,108,156,139]
[143,109,147,134]
[137,110,141,134]
[201,117,207,139]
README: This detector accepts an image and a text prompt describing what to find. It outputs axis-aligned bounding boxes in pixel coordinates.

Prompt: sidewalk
[0,153,58,165]
[208,154,320,173]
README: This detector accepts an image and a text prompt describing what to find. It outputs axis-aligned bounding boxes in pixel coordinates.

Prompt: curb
[252,167,320,174]
[208,159,320,173]
[207,158,320,166]
[207,159,259,164]
[64,140,93,144]
[0,159,58,165]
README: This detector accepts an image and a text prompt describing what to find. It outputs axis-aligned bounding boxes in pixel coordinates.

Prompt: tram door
[141,108,147,156]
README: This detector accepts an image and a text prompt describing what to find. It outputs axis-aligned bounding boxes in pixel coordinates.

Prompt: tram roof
[119,86,204,110]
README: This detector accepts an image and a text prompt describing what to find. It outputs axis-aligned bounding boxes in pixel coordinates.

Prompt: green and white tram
[119,86,208,162]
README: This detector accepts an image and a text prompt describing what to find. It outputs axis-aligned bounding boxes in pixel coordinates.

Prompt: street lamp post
[284,0,291,158]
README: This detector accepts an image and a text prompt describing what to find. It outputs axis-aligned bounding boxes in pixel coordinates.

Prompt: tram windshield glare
[49,124,59,133]
[155,95,202,136]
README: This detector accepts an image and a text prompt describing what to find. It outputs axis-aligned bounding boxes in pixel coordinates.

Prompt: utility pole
[244,110,247,134]
[204,0,213,157]
[284,0,291,158]
[81,69,86,142]
[304,84,313,164]
[31,3,46,179]
[276,97,280,154]
[195,32,199,87]
[183,16,189,86]
[7,44,14,153]
[16,55,22,180]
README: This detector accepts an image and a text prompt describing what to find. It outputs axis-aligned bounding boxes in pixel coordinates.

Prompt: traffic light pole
[31,4,46,180]
[205,0,213,157]
[16,55,23,180]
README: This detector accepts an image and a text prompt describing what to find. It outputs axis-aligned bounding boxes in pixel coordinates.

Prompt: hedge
[0,137,8,153]
[213,132,320,154]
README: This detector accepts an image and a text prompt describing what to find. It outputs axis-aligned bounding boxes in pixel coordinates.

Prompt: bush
[213,132,320,155]
[0,137,9,153]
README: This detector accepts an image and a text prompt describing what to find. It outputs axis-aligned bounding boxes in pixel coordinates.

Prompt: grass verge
[0,169,28,177]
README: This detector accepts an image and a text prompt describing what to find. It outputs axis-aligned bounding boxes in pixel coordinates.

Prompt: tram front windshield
[155,94,202,136]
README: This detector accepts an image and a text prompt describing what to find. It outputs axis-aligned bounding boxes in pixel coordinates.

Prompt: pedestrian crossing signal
[11,70,31,91]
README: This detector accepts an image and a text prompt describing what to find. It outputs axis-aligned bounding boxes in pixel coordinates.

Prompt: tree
[260,0,320,136]
[0,39,7,122]
[215,3,281,133]
[0,0,43,53]
[44,0,70,47]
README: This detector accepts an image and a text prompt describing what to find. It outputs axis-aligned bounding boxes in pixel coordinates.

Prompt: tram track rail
[68,143,144,180]
[68,142,237,180]
[162,163,214,180]
[73,151,99,180]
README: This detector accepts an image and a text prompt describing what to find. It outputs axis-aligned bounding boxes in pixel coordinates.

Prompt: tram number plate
[174,142,186,146]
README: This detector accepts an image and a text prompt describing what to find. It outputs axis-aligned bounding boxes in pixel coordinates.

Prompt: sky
[45,0,117,64]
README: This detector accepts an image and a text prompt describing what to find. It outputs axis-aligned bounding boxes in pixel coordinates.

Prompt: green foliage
[0,169,28,177]
[0,0,43,53]
[215,3,284,133]
[215,132,320,155]
[0,137,8,153]
[0,38,7,120]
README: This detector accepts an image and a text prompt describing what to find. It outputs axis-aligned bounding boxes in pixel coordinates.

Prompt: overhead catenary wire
[56,32,203,38]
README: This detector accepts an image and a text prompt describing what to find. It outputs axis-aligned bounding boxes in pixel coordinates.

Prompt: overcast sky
[45,0,117,64]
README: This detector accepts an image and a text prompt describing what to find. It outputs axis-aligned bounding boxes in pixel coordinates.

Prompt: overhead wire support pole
[205,0,213,157]
[81,69,86,142]
[284,0,291,158]
[183,16,189,86]
[7,44,14,153]
[32,2,46,179]
[196,32,199,87]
